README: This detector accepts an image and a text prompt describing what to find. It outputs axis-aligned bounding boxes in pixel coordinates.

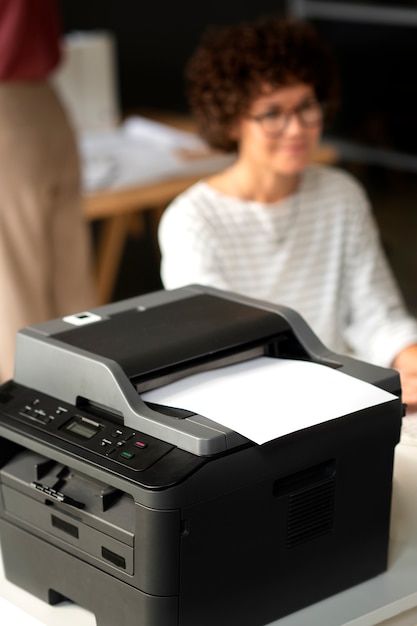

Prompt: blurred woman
[158,15,417,407]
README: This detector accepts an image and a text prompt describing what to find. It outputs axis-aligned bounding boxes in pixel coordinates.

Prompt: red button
[134,441,147,449]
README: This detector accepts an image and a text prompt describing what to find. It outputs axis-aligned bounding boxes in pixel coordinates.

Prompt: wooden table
[84,112,338,305]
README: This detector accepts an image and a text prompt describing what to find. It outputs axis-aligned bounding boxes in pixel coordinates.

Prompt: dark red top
[0,0,62,80]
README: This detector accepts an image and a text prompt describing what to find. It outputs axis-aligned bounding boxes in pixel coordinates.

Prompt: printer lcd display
[63,416,102,440]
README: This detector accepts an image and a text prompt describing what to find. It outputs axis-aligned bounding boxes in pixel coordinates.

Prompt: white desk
[1,440,416,626]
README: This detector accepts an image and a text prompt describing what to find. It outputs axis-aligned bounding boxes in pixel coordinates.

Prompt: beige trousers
[0,82,95,382]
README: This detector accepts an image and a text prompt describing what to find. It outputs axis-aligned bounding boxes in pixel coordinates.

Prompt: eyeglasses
[246,100,324,137]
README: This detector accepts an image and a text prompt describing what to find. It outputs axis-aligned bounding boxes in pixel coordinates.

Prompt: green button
[121,451,134,460]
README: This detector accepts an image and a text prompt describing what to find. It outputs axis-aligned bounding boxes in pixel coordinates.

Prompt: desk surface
[1,441,416,626]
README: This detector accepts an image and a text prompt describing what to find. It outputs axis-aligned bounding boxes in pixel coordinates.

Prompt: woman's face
[234,83,323,177]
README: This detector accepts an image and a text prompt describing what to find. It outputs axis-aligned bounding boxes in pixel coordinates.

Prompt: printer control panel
[4,388,175,472]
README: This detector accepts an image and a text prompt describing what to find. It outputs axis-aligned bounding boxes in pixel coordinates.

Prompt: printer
[0,285,402,626]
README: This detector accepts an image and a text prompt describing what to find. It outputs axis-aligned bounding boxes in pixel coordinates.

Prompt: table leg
[95,213,144,304]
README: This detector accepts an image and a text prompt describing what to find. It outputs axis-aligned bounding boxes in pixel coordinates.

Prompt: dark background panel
[58,1,287,113]
[310,17,417,156]
[58,1,417,157]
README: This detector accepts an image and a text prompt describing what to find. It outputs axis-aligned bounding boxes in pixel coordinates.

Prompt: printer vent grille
[286,478,335,548]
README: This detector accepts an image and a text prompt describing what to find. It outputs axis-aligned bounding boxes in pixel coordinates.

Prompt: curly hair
[185,15,340,152]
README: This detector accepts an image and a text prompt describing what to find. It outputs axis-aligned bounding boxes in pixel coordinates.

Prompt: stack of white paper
[142,357,396,445]
[79,116,235,192]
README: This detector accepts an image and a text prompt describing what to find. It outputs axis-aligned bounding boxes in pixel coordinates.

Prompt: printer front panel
[0,441,184,600]
[0,381,210,490]
[0,382,176,473]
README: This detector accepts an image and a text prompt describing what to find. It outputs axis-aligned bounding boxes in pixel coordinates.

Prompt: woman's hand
[392,345,417,412]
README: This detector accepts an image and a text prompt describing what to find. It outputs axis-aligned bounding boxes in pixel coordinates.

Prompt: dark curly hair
[185,15,340,152]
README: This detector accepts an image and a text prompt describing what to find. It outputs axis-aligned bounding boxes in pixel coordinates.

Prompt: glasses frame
[246,100,325,137]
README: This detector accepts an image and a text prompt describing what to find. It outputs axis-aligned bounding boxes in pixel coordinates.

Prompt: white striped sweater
[158,165,417,366]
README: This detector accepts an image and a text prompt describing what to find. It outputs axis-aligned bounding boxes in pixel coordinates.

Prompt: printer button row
[103,448,135,460]
[111,429,137,442]
[19,408,52,425]
[104,445,147,459]
[55,406,68,416]
[100,437,134,447]
[100,436,148,450]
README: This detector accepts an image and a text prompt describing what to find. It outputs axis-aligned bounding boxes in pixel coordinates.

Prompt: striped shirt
[158,165,417,366]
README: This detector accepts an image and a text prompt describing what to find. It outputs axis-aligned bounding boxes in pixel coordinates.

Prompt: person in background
[158,14,417,409]
[0,0,95,382]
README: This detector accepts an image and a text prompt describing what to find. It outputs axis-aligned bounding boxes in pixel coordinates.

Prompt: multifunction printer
[0,285,402,625]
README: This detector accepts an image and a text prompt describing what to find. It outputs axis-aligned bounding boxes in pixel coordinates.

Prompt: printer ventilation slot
[273,459,336,549]
[286,478,335,548]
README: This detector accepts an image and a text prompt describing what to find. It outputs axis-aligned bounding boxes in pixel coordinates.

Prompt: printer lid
[51,293,295,386]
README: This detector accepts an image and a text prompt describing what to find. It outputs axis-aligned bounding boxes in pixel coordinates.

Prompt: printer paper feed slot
[0,449,136,575]
[142,356,397,445]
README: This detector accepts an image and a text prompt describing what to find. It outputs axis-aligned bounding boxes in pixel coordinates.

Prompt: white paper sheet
[142,357,397,444]
[122,115,206,150]
[79,116,235,191]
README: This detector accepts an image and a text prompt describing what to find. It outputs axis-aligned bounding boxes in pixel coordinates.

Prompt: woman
[158,15,417,408]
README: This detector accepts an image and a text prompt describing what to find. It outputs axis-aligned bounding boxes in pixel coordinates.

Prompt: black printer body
[0,285,402,626]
